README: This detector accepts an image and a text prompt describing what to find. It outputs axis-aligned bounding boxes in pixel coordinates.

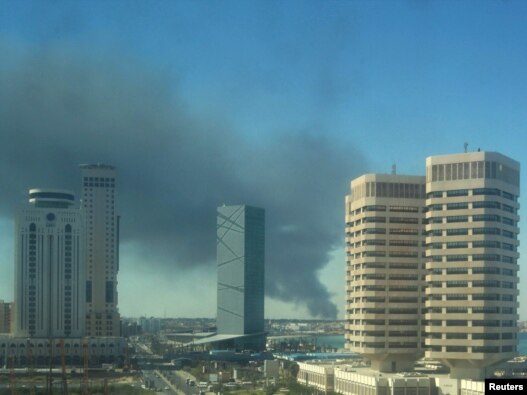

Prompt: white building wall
[15,191,85,338]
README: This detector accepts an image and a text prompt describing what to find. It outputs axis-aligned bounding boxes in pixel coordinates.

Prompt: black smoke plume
[0,41,367,318]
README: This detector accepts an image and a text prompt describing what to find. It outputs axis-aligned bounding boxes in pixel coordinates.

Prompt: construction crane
[26,339,36,395]
[102,378,109,395]
[60,339,69,395]
[9,352,17,395]
[82,338,89,395]
[47,338,54,395]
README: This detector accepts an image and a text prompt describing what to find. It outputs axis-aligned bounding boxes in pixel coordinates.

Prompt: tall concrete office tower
[345,175,426,372]
[80,164,120,337]
[14,189,85,338]
[425,152,520,379]
[216,205,265,349]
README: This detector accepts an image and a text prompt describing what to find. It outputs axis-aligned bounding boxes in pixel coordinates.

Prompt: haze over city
[1,0,527,321]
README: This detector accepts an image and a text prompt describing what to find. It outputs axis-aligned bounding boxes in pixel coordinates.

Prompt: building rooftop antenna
[391,163,396,175]
[464,142,468,153]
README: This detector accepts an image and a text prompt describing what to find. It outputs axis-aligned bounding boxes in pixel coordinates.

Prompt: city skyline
[0,1,527,320]
[346,151,520,379]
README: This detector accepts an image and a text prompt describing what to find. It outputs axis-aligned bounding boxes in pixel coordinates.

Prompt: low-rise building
[0,301,13,334]
[297,362,335,392]
[297,362,484,395]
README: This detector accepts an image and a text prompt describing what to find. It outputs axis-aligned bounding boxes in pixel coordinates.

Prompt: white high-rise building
[345,174,426,372]
[14,189,85,338]
[346,151,520,379]
[80,164,120,337]
[425,152,520,379]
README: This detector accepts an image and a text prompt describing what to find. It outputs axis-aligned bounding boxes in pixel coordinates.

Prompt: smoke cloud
[0,41,367,318]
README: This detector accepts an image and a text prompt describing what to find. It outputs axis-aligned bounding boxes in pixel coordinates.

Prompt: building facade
[345,174,426,372]
[14,189,85,338]
[346,151,520,379]
[80,164,121,337]
[216,205,265,346]
[0,300,13,334]
[424,152,520,379]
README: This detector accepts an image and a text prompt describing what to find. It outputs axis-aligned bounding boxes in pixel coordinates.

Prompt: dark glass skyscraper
[216,205,265,337]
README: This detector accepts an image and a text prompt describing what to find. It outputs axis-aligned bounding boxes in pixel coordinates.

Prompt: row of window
[425,320,516,327]
[427,201,516,213]
[427,214,516,225]
[428,254,516,263]
[428,267,515,276]
[351,181,426,200]
[426,241,516,251]
[352,205,420,214]
[428,280,515,288]
[425,293,515,301]
[427,161,519,187]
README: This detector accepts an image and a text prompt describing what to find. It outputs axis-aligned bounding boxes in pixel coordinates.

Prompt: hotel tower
[80,164,121,337]
[346,151,520,379]
[15,189,85,338]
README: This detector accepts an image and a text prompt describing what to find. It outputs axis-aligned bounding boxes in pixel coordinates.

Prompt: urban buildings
[0,300,13,333]
[424,152,520,379]
[80,164,121,337]
[14,189,85,338]
[346,151,520,380]
[139,316,161,333]
[215,205,265,350]
[345,174,427,372]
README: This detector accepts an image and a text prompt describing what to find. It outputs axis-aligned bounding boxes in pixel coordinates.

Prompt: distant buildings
[0,300,13,333]
[0,165,125,367]
[80,164,121,337]
[346,151,520,379]
[139,316,161,333]
[14,189,85,338]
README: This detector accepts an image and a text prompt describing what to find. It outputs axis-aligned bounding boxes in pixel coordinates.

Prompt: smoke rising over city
[0,41,367,319]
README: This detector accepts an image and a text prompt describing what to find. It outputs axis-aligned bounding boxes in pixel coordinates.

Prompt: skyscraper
[216,205,265,340]
[345,174,426,372]
[80,164,120,337]
[14,189,85,338]
[425,152,520,379]
[345,151,520,379]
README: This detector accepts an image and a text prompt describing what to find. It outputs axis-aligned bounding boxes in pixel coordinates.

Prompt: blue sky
[1,0,527,319]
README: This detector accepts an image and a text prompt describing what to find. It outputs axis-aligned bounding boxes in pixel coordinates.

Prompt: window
[473,254,500,261]
[389,217,418,224]
[473,201,500,209]
[86,281,92,303]
[473,240,500,248]
[446,254,468,262]
[502,217,515,226]
[427,191,443,199]
[446,216,468,223]
[389,206,418,212]
[363,216,386,223]
[446,228,468,236]
[447,189,468,197]
[105,281,113,303]
[473,214,500,222]
[473,227,500,235]
[447,202,468,210]
[390,228,418,235]
[447,242,468,249]
[473,188,500,196]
